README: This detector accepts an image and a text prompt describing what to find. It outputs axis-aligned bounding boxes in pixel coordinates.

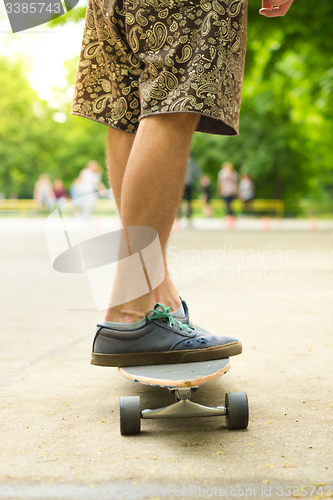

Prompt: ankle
[153,292,182,312]
[105,306,150,324]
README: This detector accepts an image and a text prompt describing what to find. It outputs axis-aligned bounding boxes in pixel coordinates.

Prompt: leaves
[0,55,108,197]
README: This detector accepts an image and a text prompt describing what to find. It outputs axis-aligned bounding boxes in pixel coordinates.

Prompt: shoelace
[146,303,194,334]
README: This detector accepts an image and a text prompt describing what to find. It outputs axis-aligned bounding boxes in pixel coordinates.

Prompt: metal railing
[191,199,284,218]
[1,198,332,218]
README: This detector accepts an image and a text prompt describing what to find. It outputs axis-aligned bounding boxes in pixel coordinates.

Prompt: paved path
[1,218,333,499]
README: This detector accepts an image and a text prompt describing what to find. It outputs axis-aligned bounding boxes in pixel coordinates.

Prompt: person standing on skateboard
[71,0,294,367]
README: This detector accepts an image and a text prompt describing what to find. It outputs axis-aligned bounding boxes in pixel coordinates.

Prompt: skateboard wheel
[225,392,249,430]
[119,396,141,435]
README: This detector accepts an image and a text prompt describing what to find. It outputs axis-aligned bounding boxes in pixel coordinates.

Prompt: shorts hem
[139,110,239,137]
[70,112,137,134]
[70,110,239,137]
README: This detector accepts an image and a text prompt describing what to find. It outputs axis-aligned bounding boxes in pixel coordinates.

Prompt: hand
[259,0,294,17]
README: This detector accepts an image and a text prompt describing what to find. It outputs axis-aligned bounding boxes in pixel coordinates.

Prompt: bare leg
[106,128,182,312]
[105,113,200,323]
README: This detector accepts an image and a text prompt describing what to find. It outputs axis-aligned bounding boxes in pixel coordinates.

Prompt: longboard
[117,358,249,435]
[118,357,230,388]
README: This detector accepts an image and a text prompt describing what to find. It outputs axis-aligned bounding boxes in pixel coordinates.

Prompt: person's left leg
[106,127,135,211]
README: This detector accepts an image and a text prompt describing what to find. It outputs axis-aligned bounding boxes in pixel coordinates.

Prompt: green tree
[192,1,333,200]
[0,55,55,197]
[0,54,108,197]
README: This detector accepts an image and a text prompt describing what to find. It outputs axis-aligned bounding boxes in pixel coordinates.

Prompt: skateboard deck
[118,358,230,389]
[117,358,249,435]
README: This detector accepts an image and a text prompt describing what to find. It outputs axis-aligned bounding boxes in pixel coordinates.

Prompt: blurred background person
[200,175,213,217]
[53,179,68,207]
[69,176,85,215]
[178,155,202,225]
[217,162,239,217]
[239,173,255,215]
[79,160,106,219]
[33,174,55,212]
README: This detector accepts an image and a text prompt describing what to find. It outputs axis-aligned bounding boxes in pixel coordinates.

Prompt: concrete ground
[1,217,333,499]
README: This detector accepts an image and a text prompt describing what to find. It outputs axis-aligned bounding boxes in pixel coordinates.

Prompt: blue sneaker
[172,299,209,334]
[91,303,242,367]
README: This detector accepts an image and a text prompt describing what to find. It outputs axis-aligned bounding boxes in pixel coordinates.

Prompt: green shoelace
[146,303,194,334]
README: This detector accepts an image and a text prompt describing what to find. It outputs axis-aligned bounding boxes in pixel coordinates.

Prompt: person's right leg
[93,112,243,365]
[92,113,243,366]
[105,112,200,324]
[106,123,185,315]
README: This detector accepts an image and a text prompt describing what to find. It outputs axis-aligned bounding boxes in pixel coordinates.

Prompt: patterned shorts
[71,0,248,135]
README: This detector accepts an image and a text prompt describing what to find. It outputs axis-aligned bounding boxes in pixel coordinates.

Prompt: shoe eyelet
[196,337,207,344]
[184,340,192,346]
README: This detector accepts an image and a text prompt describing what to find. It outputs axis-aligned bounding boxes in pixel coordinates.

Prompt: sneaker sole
[91,341,242,367]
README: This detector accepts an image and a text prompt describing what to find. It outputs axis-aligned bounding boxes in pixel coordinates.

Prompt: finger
[260,0,274,16]
[261,0,272,8]
[259,0,293,16]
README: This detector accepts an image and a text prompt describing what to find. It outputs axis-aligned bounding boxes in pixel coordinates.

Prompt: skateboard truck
[119,388,248,435]
[141,387,227,419]
[118,359,249,435]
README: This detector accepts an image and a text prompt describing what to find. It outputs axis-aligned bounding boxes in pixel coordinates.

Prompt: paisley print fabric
[71,0,248,135]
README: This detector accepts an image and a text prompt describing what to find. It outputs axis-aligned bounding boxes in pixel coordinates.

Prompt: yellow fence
[191,199,284,217]
[0,199,39,216]
[0,199,119,216]
[0,198,284,217]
